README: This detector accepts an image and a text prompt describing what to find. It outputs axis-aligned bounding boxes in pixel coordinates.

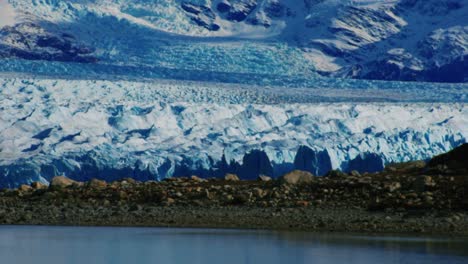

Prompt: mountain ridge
[0,0,466,82]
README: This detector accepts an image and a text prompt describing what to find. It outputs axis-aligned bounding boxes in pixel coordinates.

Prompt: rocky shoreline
[0,144,467,235]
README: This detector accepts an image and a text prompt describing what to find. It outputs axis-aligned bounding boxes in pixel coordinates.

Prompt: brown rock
[121,178,137,184]
[258,175,272,182]
[88,178,107,189]
[19,185,32,192]
[190,175,203,182]
[296,201,309,207]
[280,170,315,185]
[166,198,175,205]
[224,174,240,181]
[31,182,47,189]
[253,187,265,198]
[385,182,402,192]
[50,176,78,188]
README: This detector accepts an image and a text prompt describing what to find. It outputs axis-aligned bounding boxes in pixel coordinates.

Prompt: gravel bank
[1,145,467,235]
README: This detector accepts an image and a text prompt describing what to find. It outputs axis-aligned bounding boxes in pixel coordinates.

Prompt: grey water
[0,226,467,264]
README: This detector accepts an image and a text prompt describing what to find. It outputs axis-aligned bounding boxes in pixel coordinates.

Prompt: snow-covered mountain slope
[0,0,466,82]
[0,76,466,188]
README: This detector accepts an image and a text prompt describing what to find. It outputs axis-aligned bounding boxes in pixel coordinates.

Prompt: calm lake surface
[0,226,467,264]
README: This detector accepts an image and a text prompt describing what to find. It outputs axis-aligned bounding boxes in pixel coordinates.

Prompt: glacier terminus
[0,76,466,188]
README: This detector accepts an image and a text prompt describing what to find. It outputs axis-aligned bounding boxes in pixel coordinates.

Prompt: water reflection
[0,226,467,264]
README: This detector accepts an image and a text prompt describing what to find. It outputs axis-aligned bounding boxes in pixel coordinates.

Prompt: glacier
[0,76,466,188]
[1,0,467,82]
[0,0,467,188]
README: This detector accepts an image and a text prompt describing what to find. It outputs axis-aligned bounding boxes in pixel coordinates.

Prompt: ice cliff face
[0,77,466,188]
[0,0,466,82]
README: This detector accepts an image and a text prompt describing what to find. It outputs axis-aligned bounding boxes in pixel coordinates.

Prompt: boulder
[258,175,272,182]
[31,182,47,189]
[296,200,309,207]
[385,182,402,192]
[121,178,137,184]
[166,198,175,205]
[88,178,107,189]
[19,185,32,192]
[190,175,203,182]
[252,187,265,198]
[50,176,78,188]
[280,170,315,185]
[225,173,240,181]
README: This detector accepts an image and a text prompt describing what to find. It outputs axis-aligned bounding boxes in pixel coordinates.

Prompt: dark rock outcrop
[362,55,468,83]
[428,143,468,172]
[180,2,220,31]
[0,23,97,63]
[220,0,258,22]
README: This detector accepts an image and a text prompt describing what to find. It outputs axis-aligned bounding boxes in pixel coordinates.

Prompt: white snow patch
[0,0,16,27]
[304,49,342,72]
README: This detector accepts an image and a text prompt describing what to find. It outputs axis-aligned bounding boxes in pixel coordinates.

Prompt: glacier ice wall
[0,77,466,188]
